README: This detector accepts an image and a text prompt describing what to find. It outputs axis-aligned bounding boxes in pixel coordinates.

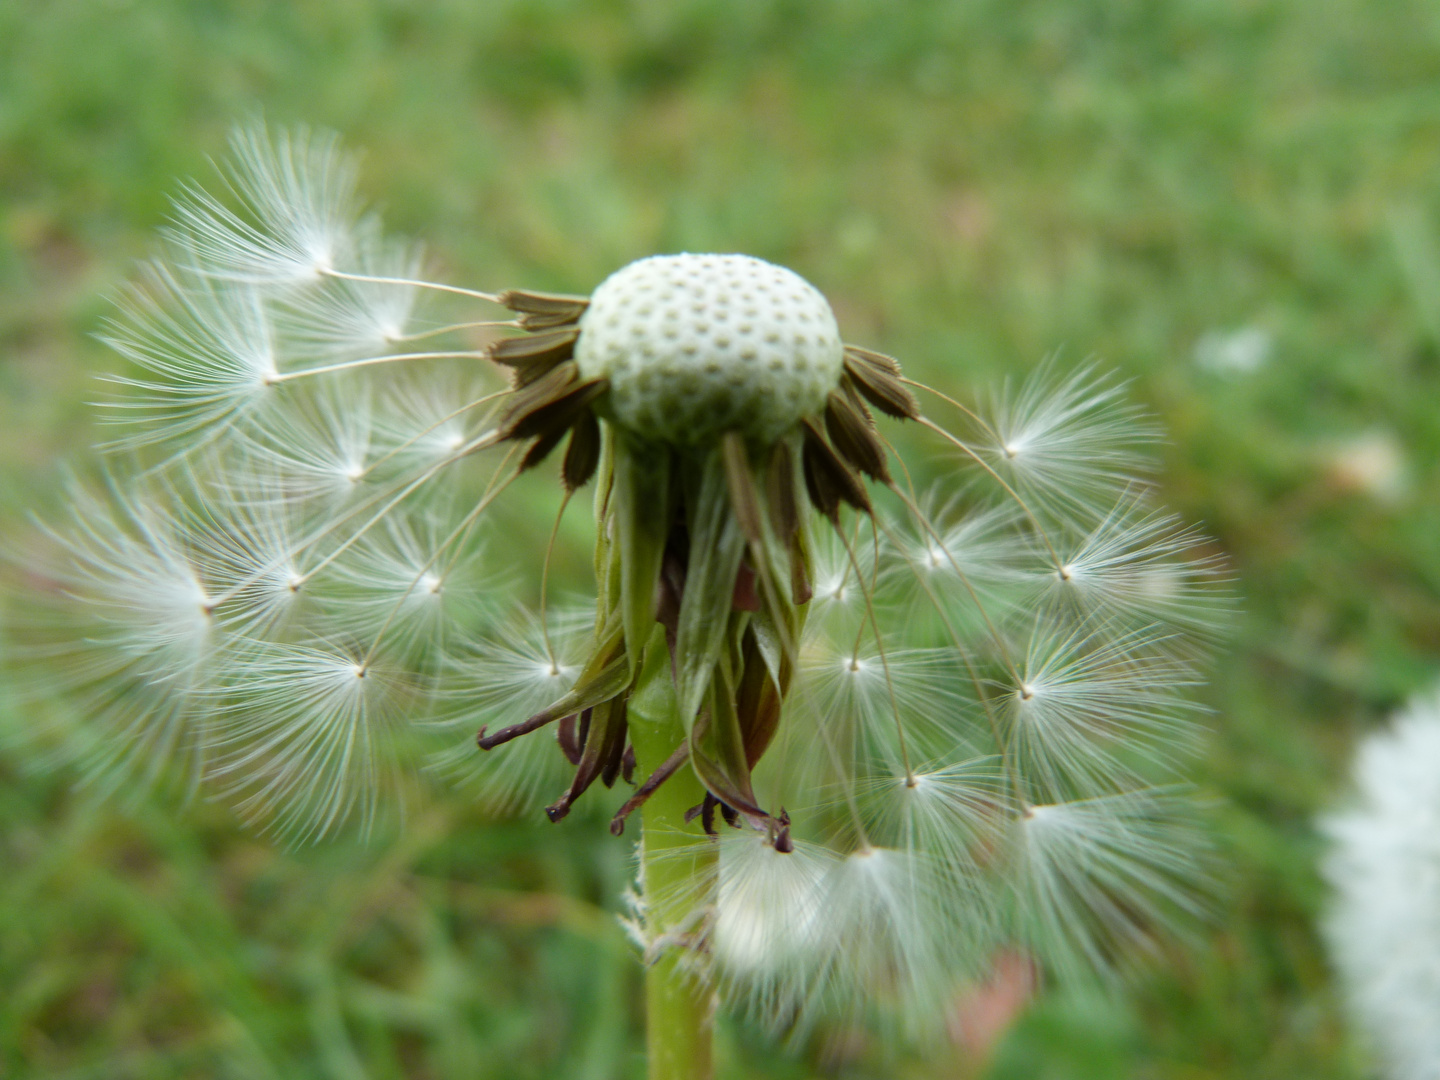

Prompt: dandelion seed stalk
[4,125,1228,1072]
[629,635,718,1080]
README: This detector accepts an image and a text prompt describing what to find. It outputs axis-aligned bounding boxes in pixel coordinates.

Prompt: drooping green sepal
[611,435,672,676]
[673,446,748,727]
[687,626,766,824]
[527,615,629,725]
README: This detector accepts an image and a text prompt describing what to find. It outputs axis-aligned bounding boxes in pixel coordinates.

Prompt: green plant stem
[629,639,717,1080]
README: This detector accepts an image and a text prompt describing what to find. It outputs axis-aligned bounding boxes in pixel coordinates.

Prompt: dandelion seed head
[209,640,412,840]
[1323,688,1440,1080]
[272,230,424,359]
[6,126,1226,1037]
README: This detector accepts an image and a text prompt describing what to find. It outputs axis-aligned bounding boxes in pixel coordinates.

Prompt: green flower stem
[629,635,717,1080]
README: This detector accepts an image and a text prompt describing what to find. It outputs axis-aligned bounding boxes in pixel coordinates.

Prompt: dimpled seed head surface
[575,254,844,446]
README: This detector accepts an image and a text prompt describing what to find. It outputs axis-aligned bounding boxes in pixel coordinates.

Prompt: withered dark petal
[801,418,871,519]
[840,375,875,426]
[599,697,630,789]
[844,343,903,377]
[557,713,582,766]
[843,354,921,420]
[496,288,591,330]
[497,361,580,435]
[547,698,628,821]
[503,374,607,443]
[562,409,602,492]
[825,389,890,483]
[520,423,570,471]
[731,559,760,612]
[621,744,636,785]
[735,628,783,767]
[488,328,580,387]
[609,739,689,836]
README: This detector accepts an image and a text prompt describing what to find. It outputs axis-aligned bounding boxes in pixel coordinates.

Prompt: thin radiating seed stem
[389,319,520,343]
[318,267,501,304]
[359,459,523,669]
[885,482,1024,686]
[870,512,1025,813]
[202,466,440,608]
[870,424,1025,685]
[870,436,1028,804]
[901,377,1001,443]
[294,452,474,584]
[206,428,498,605]
[847,514,886,664]
[826,514,863,608]
[538,488,574,671]
[436,442,520,582]
[833,521,915,785]
[805,674,875,852]
[358,390,508,480]
[268,350,488,383]
[915,414,1065,571]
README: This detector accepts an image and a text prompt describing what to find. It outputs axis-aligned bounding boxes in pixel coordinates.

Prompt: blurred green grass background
[3,0,1438,1075]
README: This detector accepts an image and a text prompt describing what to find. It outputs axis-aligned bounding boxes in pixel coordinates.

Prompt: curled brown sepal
[495,288,590,331]
[609,739,690,836]
[620,744,636,785]
[734,625,784,769]
[546,695,630,823]
[504,372,609,444]
[771,809,794,854]
[477,710,561,750]
[687,680,789,849]
[483,623,628,754]
[556,711,584,765]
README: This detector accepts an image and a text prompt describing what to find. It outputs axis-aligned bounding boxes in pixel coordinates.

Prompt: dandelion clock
[6,126,1225,1078]
[1324,689,1440,1080]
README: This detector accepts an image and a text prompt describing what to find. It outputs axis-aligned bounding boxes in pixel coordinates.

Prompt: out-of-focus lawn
[2,0,1438,1076]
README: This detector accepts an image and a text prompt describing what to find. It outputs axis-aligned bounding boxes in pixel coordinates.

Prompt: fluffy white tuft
[1323,688,1440,1080]
[168,124,362,288]
[981,364,1159,522]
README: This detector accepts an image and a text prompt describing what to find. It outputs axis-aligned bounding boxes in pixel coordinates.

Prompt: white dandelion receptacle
[575,254,845,445]
[6,126,1225,1068]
